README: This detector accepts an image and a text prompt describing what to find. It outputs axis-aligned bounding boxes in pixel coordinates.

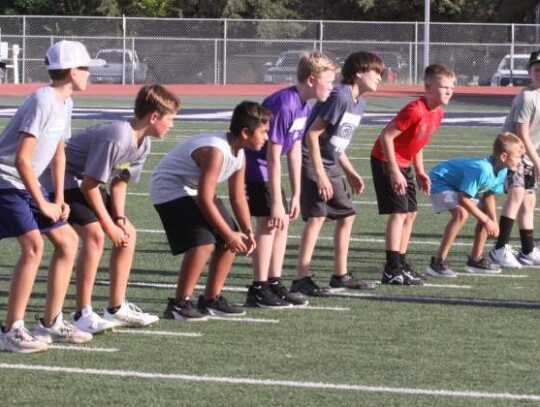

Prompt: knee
[85,228,105,251]
[452,207,469,224]
[56,226,79,254]
[22,235,44,259]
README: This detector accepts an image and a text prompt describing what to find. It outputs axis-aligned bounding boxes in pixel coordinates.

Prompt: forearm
[459,195,490,223]
[49,146,66,202]
[287,143,301,199]
[306,130,326,178]
[267,148,283,205]
[17,160,47,207]
[338,153,356,176]
[109,178,128,218]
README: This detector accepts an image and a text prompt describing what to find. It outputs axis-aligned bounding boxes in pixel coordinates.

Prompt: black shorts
[153,196,238,255]
[61,187,111,226]
[300,164,356,221]
[371,156,417,215]
[245,182,289,217]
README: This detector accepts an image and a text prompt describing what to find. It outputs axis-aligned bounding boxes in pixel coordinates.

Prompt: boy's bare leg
[517,192,536,230]
[471,220,488,260]
[296,216,325,279]
[334,214,355,276]
[176,244,214,299]
[400,211,417,254]
[42,224,79,325]
[204,244,236,298]
[73,223,105,311]
[436,207,468,260]
[385,213,407,251]
[252,216,275,282]
[268,216,290,279]
[4,230,44,330]
[108,227,137,308]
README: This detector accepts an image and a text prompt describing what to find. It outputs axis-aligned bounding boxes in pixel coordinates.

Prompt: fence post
[510,23,515,85]
[22,15,26,84]
[414,21,418,85]
[223,18,227,85]
[319,20,323,52]
[122,15,126,85]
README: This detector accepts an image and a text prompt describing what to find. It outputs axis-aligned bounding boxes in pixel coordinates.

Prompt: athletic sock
[495,216,514,249]
[520,229,534,254]
[73,310,82,321]
[107,305,121,315]
[399,253,407,266]
[386,250,401,269]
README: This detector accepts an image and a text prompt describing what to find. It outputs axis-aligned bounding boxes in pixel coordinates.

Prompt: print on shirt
[289,117,307,141]
[329,112,362,153]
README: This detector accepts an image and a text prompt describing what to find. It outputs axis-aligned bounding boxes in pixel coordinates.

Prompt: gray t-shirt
[503,86,540,149]
[302,84,366,169]
[41,121,151,191]
[149,132,245,205]
[0,86,72,189]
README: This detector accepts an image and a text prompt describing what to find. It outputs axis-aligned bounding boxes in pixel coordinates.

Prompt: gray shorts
[300,164,356,221]
[505,155,537,192]
[430,190,479,214]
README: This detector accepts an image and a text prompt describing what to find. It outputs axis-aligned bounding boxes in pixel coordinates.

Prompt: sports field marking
[455,272,528,278]
[49,345,119,352]
[1,363,539,402]
[114,329,203,337]
[207,316,279,323]
[294,306,351,311]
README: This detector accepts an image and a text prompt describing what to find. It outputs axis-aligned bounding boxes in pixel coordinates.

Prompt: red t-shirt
[371,97,443,167]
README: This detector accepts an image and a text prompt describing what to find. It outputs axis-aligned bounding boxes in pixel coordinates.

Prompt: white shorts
[430,190,479,214]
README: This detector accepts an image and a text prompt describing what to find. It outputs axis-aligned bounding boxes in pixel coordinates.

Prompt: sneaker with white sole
[163,297,208,321]
[426,256,457,278]
[197,295,246,317]
[464,256,501,274]
[34,313,93,344]
[71,306,116,334]
[103,301,159,327]
[518,247,540,266]
[0,320,49,353]
[490,244,522,268]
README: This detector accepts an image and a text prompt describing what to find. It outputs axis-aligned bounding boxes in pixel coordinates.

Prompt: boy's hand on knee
[483,218,499,237]
[39,201,63,222]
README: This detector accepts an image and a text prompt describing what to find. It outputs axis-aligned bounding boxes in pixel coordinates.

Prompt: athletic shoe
[71,306,116,334]
[268,278,308,306]
[490,244,522,268]
[464,256,501,274]
[381,266,404,285]
[518,247,540,266]
[0,320,48,353]
[197,295,246,317]
[34,313,93,344]
[163,297,208,321]
[401,263,425,285]
[426,257,457,278]
[245,284,293,309]
[329,272,377,290]
[104,301,159,327]
[290,276,331,297]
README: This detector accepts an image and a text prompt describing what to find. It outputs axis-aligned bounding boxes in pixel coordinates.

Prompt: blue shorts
[0,188,67,239]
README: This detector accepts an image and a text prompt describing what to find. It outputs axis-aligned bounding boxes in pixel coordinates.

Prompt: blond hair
[493,132,523,156]
[297,51,340,83]
[423,64,455,83]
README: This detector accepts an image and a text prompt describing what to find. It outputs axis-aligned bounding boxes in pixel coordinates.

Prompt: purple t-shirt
[245,86,311,182]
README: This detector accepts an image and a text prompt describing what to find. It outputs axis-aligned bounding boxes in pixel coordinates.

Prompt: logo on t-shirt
[289,117,307,141]
[330,112,362,153]
[115,162,131,170]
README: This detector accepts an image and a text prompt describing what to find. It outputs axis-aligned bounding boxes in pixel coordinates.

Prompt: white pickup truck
[89,49,148,84]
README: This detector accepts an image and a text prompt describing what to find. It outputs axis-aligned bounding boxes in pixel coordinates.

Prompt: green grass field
[1,94,540,406]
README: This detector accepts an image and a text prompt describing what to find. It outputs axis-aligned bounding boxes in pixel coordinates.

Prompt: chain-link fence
[1,15,539,86]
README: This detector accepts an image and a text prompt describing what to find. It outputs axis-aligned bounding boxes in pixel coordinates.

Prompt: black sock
[268,277,281,284]
[73,310,82,321]
[520,229,534,254]
[386,250,401,269]
[107,305,121,314]
[495,216,514,249]
[399,253,407,266]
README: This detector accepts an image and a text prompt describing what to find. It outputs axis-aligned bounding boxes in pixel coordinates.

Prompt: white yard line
[1,363,539,402]
[49,345,118,353]
[206,316,279,323]
[114,329,203,337]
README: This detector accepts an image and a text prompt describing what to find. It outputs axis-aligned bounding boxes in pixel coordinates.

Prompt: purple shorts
[0,188,67,239]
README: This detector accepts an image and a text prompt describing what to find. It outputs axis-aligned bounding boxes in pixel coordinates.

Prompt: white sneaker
[0,320,48,353]
[518,247,540,266]
[489,244,522,268]
[34,313,93,344]
[71,306,116,334]
[103,301,159,327]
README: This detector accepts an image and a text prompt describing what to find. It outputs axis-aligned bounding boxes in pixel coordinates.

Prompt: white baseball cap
[45,40,105,70]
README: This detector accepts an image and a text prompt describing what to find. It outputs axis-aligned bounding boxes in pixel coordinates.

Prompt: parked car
[263,50,343,84]
[374,51,409,83]
[490,54,531,87]
[90,49,148,84]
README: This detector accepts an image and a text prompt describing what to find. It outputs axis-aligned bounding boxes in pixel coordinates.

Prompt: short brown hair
[423,64,455,83]
[493,132,523,156]
[134,84,180,119]
[341,51,384,85]
[297,51,340,83]
[229,101,272,138]
[45,57,71,80]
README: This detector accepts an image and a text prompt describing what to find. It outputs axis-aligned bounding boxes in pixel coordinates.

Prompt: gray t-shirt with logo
[41,121,150,191]
[0,86,72,189]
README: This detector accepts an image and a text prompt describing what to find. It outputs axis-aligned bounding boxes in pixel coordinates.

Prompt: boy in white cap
[0,40,104,353]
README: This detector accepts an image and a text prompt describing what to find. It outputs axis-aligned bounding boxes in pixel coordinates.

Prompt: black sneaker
[268,279,308,306]
[329,272,377,290]
[464,256,501,274]
[245,284,293,309]
[426,256,457,278]
[381,266,404,285]
[197,295,246,317]
[401,263,424,285]
[290,276,331,297]
[163,297,207,321]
